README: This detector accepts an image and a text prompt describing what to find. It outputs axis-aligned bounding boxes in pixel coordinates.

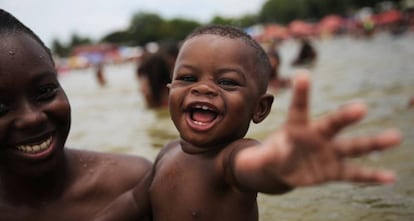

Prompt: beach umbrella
[373,9,403,25]
[262,24,289,41]
[288,20,315,37]
[318,15,345,34]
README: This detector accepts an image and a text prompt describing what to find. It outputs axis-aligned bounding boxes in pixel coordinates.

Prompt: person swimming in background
[95,24,401,221]
[136,52,172,109]
[95,62,107,87]
[0,9,152,221]
[266,46,291,91]
[408,96,414,108]
[159,40,180,76]
[291,37,317,67]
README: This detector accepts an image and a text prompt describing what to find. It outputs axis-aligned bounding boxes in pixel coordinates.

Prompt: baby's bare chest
[149,155,257,221]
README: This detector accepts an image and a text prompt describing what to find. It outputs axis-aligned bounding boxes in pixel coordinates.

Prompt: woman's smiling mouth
[15,136,52,154]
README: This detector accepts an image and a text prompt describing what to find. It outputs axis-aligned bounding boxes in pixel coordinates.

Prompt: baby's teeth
[194,105,209,110]
[194,121,207,125]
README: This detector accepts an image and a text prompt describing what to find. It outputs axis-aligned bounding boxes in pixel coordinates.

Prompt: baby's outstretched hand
[261,72,401,187]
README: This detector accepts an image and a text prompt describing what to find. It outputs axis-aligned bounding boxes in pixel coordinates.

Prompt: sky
[2,0,267,47]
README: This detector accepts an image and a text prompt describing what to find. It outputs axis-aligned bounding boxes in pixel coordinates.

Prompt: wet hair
[266,49,281,79]
[185,24,272,94]
[0,9,54,64]
[162,41,179,59]
[137,53,171,107]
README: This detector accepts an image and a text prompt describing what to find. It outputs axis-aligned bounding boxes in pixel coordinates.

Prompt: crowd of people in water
[59,5,414,73]
[93,28,414,110]
[88,4,414,108]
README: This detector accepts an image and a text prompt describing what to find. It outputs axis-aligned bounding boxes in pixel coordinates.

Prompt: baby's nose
[190,82,218,97]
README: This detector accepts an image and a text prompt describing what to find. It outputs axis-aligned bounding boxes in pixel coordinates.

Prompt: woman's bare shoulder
[66,148,152,184]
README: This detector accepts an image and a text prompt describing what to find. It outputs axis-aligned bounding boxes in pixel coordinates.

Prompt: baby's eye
[178,75,197,82]
[0,103,10,117]
[36,84,58,101]
[217,79,239,87]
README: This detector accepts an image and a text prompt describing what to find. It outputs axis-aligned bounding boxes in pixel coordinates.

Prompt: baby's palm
[264,73,400,187]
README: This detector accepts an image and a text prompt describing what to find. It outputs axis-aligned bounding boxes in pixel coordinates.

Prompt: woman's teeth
[16,137,52,154]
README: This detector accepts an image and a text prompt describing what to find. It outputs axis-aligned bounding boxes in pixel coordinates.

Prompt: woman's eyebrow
[32,71,58,82]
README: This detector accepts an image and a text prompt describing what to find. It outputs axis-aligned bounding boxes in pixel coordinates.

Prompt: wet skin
[0,33,152,221]
[94,29,401,221]
[148,33,401,221]
[0,33,70,178]
[149,34,274,221]
[168,34,272,153]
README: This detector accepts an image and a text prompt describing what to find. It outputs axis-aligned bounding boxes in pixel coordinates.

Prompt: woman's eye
[0,103,10,116]
[36,84,58,101]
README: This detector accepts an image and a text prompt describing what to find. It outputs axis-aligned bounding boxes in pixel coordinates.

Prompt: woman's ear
[252,93,274,123]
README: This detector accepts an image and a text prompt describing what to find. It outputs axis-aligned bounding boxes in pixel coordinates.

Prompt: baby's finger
[314,103,367,138]
[287,72,310,125]
[334,130,401,157]
[340,164,396,184]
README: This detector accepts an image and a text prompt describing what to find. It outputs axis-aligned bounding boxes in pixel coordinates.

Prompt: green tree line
[52,0,402,57]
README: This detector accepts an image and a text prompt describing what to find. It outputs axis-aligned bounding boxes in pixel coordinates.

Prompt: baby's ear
[252,93,274,123]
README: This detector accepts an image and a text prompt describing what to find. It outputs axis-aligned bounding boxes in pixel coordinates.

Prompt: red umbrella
[374,9,403,25]
[288,20,315,37]
[262,24,289,40]
[318,15,345,34]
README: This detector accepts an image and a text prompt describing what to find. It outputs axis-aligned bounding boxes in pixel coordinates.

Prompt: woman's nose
[14,101,47,129]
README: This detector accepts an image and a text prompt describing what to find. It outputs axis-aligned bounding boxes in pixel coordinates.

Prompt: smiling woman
[0,9,152,221]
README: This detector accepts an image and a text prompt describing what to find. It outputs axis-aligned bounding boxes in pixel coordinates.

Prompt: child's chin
[180,138,219,154]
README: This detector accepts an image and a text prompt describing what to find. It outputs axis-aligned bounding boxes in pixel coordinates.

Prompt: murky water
[60,32,414,221]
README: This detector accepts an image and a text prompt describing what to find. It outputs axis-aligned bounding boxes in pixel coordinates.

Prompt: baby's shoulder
[155,140,181,159]
[223,138,261,155]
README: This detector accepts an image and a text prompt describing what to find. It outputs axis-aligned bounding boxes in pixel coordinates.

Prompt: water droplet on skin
[8,50,15,55]
[191,211,199,219]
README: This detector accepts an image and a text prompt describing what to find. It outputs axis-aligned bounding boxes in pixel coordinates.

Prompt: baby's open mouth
[190,104,219,125]
[15,136,52,154]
